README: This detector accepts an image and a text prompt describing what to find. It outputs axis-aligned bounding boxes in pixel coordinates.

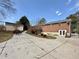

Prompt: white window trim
[59,30,67,36]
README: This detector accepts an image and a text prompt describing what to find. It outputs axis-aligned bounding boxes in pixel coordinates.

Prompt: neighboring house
[16,24,23,31]
[5,22,24,31]
[30,19,71,36]
[0,21,23,31]
[5,22,16,31]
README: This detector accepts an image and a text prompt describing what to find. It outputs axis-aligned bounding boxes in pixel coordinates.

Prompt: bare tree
[0,0,16,18]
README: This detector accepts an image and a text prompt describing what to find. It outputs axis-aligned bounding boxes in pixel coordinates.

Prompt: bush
[28,26,42,35]
[35,28,42,35]
[13,30,22,34]
[29,29,36,34]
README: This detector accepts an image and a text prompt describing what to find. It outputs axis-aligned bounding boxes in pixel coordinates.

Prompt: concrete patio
[0,32,79,59]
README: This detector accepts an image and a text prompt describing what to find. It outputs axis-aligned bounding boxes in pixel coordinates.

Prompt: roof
[45,19,70,25]
[0,21,16,26]
[32,19,70,27]
[5,22,16,25]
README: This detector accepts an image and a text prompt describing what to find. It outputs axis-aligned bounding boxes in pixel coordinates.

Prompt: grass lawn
[0,31,13,43]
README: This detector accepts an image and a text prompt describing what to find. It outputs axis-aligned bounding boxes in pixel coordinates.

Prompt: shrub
[28,26,42,35]
[31,30,36,34]
[35,28,42,35]
[13,30,22,34]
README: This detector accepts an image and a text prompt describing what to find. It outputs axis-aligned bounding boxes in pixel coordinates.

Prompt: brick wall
[41,22,70,33]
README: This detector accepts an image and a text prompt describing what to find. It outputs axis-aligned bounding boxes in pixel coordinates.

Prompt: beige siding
[5,25,16,31]
[17,25,23,31]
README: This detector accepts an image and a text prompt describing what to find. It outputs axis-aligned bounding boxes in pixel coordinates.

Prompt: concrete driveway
[0,32,79,59]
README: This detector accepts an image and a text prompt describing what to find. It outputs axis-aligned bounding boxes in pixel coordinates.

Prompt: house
[0,21,23,31]
[5,22,16,31]
[30,19,71,37]
[0,21,16,31]
[16,24,23,31]
[5,22,24,31]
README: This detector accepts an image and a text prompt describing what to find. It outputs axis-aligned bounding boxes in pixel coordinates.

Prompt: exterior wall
[41,22,70,33]
[17,25,23,31]
[28,21,71,36]
[5,25,16,31]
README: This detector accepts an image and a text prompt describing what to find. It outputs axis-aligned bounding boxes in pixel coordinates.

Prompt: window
[60,31,62,35]
[63,31,65,35]
[59,30,67,36]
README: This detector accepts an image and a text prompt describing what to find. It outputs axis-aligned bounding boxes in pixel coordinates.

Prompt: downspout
[69,19,71,37]
[77,21,79,37]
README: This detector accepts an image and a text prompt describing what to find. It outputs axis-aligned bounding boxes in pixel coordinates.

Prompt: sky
[3,0,79,25]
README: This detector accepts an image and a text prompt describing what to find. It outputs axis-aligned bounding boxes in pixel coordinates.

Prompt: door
[59,30,67,36]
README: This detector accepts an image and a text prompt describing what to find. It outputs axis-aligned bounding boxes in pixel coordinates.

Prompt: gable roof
[32,19,70,27]
[45,19,69,25]
[5,22,15,25]
[0,21,16,26]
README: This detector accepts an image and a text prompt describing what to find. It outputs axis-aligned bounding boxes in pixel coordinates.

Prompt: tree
[0,0,16,18]
[66,15,77,33]
[38,18,46,25]
[20,16,30,31]
[16,21,21,25]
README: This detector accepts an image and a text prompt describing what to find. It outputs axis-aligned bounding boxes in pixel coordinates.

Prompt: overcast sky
[4,0,79,25]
